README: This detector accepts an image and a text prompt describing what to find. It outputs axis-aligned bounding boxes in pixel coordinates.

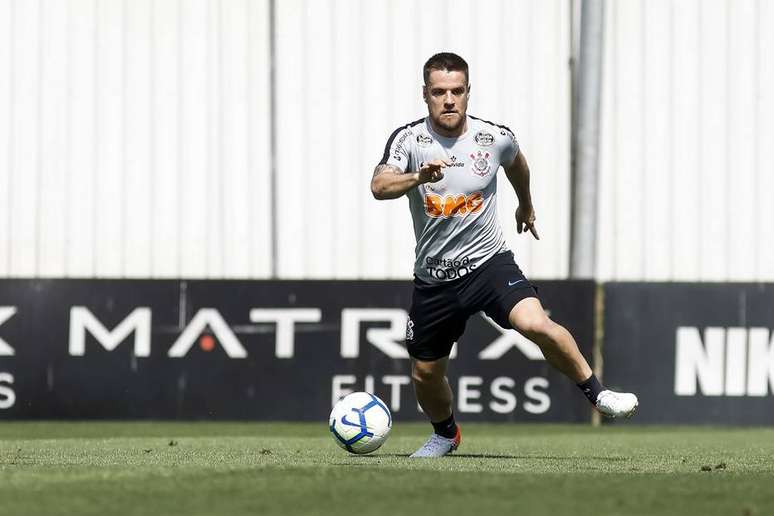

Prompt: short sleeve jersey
[378,115,520,283]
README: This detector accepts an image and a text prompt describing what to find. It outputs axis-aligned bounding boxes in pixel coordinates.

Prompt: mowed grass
[1,422,773,516]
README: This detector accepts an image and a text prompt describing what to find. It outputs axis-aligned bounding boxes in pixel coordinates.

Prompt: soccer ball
[329,392,392,454]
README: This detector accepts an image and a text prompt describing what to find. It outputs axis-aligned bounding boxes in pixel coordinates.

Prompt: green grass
[1,422,773,516]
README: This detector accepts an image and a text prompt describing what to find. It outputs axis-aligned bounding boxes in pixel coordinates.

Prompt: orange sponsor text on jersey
[424,192,484,218]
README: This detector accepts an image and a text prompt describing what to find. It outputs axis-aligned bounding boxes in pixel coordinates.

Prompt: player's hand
[418,159,450,183]
[515,204,540,240]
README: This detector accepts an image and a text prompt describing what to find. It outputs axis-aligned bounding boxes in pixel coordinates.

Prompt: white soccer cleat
[595,390,639,419]
[409,427,462,458]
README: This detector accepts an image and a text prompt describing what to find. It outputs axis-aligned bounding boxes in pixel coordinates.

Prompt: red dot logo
[199,335,216,352]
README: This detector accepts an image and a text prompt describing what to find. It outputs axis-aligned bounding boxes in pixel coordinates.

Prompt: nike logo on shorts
[508,279,526,287]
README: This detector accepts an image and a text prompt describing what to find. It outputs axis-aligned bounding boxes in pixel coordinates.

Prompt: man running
[370,52,638,458]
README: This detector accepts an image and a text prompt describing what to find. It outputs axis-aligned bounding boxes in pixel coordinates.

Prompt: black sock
[431,413,458,439]
[577,374,604,405]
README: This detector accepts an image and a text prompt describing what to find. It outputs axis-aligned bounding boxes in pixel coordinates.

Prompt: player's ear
[422,85,428,104]
[466,83,471,99]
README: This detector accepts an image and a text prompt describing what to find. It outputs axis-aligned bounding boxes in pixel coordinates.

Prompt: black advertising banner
[604,283,774,424]
[0,279,595,422]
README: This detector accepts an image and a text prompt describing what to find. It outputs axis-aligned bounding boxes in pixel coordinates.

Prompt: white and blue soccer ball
[329,392,392,454]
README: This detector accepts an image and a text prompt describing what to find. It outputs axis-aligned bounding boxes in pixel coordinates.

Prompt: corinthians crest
[469,150,491,177]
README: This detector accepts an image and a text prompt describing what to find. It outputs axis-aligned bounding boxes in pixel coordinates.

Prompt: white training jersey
[378,115,520,283]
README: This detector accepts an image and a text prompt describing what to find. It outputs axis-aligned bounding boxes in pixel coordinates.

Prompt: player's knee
[515,313,556,339]
[411,362,444,385]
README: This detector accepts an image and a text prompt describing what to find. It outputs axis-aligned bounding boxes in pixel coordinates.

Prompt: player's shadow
[452,454,630,462]
[363,453,521,459]
[360,453,629,461]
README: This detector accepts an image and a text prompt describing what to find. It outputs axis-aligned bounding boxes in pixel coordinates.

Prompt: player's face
[423,69,469,137]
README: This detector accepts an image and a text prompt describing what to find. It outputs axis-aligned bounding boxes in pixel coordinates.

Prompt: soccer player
[370,53,638,458]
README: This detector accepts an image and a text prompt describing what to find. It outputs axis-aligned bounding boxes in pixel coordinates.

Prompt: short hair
[423,52,469,85]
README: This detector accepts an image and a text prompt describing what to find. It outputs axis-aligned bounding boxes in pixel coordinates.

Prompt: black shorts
[406,251,539,361]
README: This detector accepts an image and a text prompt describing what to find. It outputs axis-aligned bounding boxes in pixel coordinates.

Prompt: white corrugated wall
[3,0,770,282]
[0,0,273,279]
[597,0,774,281]
[273,0,570,279]
[0,0,571,280]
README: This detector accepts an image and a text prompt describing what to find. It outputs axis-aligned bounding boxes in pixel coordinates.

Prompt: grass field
[1,422,773,516]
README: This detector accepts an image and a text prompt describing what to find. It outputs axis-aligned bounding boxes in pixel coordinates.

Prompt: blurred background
[0,0,772,424]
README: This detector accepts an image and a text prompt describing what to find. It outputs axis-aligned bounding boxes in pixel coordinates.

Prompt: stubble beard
[434,112,465,135]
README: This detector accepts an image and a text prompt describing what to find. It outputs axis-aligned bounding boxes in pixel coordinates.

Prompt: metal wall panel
[7,0,42,277]
[273,0,571,279]
[18,1,773,282]
[598,0,774,281]
[0,0,272,279]
[1,0,570,280]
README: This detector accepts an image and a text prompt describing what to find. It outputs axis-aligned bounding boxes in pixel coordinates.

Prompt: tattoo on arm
[372,163,402,178]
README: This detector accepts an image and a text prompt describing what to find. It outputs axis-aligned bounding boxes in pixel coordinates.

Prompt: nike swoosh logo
[508,279,526,286]
[341,414,363,428]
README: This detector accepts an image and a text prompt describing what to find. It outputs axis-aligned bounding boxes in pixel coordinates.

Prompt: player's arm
[504,150,540,239]
[370,160,449,200]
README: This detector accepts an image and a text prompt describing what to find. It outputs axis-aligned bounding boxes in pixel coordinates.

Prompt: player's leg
[475,251,637,418]
[507,297,591,382]
[411,356,453,421]
[409,356,462,457]
[405,282,465,458]
[507,297,638,418]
